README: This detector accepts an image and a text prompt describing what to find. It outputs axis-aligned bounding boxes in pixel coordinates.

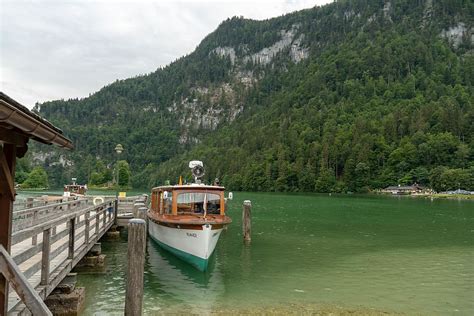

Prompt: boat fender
[93,196,105,206]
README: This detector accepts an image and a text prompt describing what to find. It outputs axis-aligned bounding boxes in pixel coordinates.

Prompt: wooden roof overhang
[0,92,73,150]
[1,92,73,313]
[0,92,73,199]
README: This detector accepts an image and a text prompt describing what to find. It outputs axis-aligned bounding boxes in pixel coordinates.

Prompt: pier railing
[0,245,51,315]
[13,196,75,211]
[116,195,148,215]
[12,198,88,233]
[7,199,116,314]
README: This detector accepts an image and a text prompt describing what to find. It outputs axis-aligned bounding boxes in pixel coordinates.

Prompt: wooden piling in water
[242,200,252,244]
[125,219,146,316]
[26,197,34,208]
[133,202,145,218]
[137,207,148,221]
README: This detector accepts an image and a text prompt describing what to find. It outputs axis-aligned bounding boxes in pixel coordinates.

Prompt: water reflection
[78,194,474,315]
[144,240,224,314]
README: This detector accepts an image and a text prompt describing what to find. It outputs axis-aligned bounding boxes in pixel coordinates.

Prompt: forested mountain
[29,0,474,192]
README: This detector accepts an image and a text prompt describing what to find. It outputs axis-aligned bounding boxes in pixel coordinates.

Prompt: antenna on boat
[189,160,205,183]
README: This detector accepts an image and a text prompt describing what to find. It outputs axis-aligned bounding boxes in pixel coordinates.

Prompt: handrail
[12,199,88,233]
[12,200,114,245]
[6,199,117,313]
[0,245,52,316]
[13,198,87,217]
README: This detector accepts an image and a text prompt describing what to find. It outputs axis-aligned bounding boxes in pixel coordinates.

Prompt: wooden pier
[4,197,117,314]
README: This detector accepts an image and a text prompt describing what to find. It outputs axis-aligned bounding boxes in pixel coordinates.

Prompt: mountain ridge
[29,0,474,192]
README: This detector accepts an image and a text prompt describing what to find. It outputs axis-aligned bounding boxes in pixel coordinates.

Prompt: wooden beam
[68,218,75,259]
[40,229,51,286]
[0,245,52,316]
[0,127,29,147]
[0,143,15,315]
[0,148,15,200]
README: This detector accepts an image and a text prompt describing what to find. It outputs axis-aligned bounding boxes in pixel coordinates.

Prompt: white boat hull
[148,219,223,270]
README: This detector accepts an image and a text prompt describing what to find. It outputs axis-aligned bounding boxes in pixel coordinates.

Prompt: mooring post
[133,202,145,218]
[26,197,34,208]
[125,219,146,316]
[242,200,252,244]
[137,206,148,221]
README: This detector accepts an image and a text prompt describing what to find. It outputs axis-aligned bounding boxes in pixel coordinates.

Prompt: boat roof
[152,184,225,191]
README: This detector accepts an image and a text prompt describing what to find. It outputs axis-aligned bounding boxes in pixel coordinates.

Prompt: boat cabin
[151,185,226,217]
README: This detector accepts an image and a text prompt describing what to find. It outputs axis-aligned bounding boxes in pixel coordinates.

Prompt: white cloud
[0,0,331,108]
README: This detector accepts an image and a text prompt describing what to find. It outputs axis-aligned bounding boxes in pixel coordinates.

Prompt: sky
[1,0,332,109]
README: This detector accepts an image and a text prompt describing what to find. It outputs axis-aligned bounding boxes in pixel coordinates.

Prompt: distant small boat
[64,177,87,197]
[147,161,232,271]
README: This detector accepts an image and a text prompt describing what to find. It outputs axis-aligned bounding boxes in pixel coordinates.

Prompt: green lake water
[17,191,474,314]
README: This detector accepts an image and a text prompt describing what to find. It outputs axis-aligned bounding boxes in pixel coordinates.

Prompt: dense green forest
[26,0,474,192]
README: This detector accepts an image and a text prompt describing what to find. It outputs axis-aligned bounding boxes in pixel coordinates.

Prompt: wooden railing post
[84,211,90,244]
[95,213,100,235]
[114,199,118,225]
[31,210,38,245]
[68,218,75,259]
[40,228,51,285]
[102,208,106,230]
[105,205,112,223]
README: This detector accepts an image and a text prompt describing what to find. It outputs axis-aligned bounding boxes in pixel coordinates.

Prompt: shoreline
[17,189,474,201]
[427,193,474,200]
[151,303,406,315]
[407,193,474,200]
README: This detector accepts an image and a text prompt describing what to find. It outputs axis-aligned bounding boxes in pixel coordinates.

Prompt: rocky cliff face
[441,22,473,48]
[171,24,310,142]
[168,83,243,144]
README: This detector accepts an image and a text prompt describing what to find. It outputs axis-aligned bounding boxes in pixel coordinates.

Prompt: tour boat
[63,178,87,197]
[147,161,232,271]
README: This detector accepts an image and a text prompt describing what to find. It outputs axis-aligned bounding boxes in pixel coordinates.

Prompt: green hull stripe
[149,234,209,271]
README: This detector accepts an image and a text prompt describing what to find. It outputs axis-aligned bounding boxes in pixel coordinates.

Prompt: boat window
[162,191,172,214]
[177,192,221,215]
[152,191,158,211]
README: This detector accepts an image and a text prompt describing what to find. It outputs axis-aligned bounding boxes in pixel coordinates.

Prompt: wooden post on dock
[26,197,34,208]
[242,200,252,244]
[133,202,145,218]
[137,207,148,221]
[125,219,146,316]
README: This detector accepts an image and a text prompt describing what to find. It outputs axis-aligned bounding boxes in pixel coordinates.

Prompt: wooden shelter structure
[0,92,73,314]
